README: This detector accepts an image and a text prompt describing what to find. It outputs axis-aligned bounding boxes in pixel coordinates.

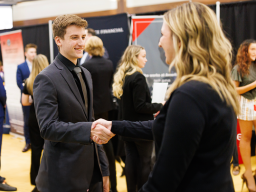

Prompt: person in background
[0,73,17,191]
[16,43,37,152]
[82,36,117,192]
[232,145,240,176]
[93,2,239,192]
[0,61,4,83]
[231,39,256,191]
[112,45,163,192]
[22,54,49,192]
[80,28,109,65]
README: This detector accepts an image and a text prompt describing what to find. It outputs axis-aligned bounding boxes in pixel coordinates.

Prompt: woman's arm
[233,80,256,95]
[21,93,31,106]
[112,120,154,140]
[92,119,154,141]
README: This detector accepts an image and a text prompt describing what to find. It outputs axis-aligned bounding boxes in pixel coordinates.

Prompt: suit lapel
[24,61,30,76]
[55,60,88,120]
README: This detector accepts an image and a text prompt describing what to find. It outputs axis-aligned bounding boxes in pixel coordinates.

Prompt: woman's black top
[23,83,39,130]
[112,80,236,192]
[120,71,162,121]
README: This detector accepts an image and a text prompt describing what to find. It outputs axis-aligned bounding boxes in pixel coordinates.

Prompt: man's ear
[55,36,62,47]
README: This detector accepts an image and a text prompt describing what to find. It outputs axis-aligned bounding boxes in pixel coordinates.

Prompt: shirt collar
[57,53,79,71]
[26,59,32,67]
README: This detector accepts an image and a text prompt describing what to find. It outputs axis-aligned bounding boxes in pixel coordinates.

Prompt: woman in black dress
[113,45,163,192]
[92,2,240,192]
[22,54,49,192]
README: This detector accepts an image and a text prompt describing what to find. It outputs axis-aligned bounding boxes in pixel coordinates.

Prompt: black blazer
[33,57,109,192]
[81,56,113,114]
[120,71,162,121]
[111,81,236,192]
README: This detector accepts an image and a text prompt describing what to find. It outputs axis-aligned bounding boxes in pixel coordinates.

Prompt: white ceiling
[0,0,38,5]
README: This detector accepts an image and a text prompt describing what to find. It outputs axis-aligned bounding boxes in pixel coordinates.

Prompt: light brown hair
[52,14,88,39]
[26,54,49,95]
[85,36,104,57]
[236,39,256,76]
[25,43,37,52]
[164,2,240,114]
[87,28,96,36]
[113,45,144,99]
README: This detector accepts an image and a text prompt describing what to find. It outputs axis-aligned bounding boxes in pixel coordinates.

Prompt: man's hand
[91,119,114,144]
[103,176,109,192]
[92,119,112,131]
[90,123,114,144]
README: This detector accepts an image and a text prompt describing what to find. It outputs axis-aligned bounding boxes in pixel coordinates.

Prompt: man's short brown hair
[87,28,96,36]
[25,43,37,52]
[52,14,88,39]
[85,36,104,57]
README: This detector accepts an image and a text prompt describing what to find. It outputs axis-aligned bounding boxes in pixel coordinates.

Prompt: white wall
[126,0,187,8]
[12,0,186,22]
[13,0,118,21]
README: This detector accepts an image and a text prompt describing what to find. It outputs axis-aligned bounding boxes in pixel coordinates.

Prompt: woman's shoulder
[175,81,215,100]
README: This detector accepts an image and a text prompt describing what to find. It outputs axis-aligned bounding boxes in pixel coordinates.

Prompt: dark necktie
[73,67,88,115]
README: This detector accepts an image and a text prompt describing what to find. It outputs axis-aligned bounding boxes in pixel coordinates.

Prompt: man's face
[84,29,92,43]
[55,25,86,64]
[25,48,37,62]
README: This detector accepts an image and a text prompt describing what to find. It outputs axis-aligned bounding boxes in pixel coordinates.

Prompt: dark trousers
[233,143,239,166]
[89,181,103,192]
[124,140,153,192]
[22,105,30,144]
[95,112,117,192]
[29,126,44,185]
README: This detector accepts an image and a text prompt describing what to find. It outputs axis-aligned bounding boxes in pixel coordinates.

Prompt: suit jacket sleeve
[0,78,6,107]
[16,66,24,91]
[33,73,92,145]
[97,144,109,176]
[112,120,154,140]
[132,73,162,114]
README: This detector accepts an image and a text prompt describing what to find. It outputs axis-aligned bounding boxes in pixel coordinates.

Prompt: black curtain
[0,24,50,63]
[220,1,256,65]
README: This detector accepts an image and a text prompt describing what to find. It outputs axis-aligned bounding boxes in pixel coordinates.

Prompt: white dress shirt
[26,59,32,72]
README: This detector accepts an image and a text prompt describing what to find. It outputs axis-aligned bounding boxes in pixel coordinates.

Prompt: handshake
[90,119,115,144]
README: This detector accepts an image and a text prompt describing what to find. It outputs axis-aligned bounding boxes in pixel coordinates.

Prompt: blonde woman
[22,54,49,192]
[93,2,239,192]
[113,45,163,192]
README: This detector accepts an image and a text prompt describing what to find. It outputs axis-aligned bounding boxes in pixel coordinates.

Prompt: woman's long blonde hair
[26,54,49,95]
[165,2,240,114]
[113,45,144,99]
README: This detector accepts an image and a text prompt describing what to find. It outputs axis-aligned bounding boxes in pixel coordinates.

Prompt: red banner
[0,30,25,135]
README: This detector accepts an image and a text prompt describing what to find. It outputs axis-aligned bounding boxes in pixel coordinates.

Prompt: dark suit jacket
[0,78,6,118]
[120,71,162,122]
[16,61,30,93]
[111,81,236,192]
[33,57,109,192]
[81,56,113,114]
[81,46,109,64]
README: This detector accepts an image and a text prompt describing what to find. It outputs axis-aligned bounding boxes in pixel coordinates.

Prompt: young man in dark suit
[16,43,37,152]
[33,14,113,192]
